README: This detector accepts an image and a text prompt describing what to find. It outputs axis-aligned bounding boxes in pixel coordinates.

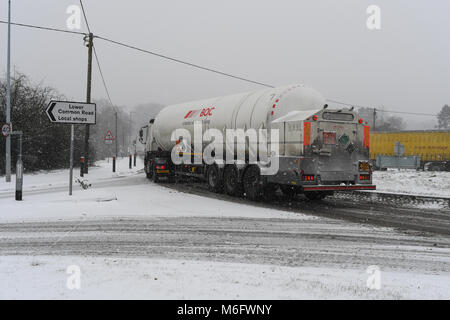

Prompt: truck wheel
[224,165,243,197]
[152,166,159,183]
[146,163,153,179]
[243,165,264,201]
[280,185,298,198]
[207,165,223,193]
[145,160,154,179]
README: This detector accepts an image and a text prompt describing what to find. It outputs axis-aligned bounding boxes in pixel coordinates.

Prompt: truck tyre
[280,185,298,198]
[243,165,264,201]
[207,165,223,193]
[152,165,159,183]
[145,162,153,179]
[145,159,154,179]
[224,165,243,197]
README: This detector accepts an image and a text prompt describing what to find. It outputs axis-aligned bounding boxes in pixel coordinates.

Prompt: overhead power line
[94,35,275,88]
[326,99,438,117]
[93,46,114,107]
[0,20,86,36]
[79,0,91,33]
[78,0,115,110]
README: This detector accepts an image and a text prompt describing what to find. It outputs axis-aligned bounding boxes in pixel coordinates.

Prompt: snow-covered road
[0,158,449,299]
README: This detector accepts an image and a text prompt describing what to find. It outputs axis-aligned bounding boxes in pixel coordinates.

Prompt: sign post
[46,101,96,195]
[104,130,115,172]
[69,125,74,196]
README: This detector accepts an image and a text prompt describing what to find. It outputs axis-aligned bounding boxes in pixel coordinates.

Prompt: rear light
[156,165,166,170]
[304,122,311,146]
[302,174,315,181]
[363,126,370,148]
[359,174,370,181]
[359,118,363,124]
[312,115,318,121]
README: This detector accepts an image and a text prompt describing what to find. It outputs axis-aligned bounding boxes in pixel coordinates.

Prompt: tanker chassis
[139,84,375,200]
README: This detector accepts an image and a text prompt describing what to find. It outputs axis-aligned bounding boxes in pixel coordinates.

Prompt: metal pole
[129,112,135,154]
[83,33,93,174]
[373,108,377,131]
[129,112,132,153]
[115,110,118,158]
[69,124,74,196]
[5,0,12,182]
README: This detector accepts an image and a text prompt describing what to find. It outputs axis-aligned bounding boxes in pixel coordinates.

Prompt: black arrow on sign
[46,102,57,122]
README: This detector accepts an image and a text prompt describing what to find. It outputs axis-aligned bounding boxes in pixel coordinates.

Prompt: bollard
[15,132,24,201]
[15,158,23,201]
[129,154,132,169]
[113,156,116,173]
[134,153,137,167]
[80,157,85,177]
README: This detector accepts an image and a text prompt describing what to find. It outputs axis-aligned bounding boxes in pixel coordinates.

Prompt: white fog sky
[0,0,449,120]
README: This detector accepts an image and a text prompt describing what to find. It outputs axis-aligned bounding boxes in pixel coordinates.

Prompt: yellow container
[370,131,450,162]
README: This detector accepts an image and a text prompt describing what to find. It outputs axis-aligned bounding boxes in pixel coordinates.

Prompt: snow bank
[0,157,144,194]
[0,156,315,222]
[1,256,448,299]
[373,169,450,198]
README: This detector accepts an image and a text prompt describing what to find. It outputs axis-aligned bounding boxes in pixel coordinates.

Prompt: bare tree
[437,104,450,129]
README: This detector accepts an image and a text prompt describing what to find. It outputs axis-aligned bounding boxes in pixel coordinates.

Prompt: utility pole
[373,108,377,131]
[5,0,11,182]
[83,32,93,174]
[112,109,118,172]
[115,110,118,158]
[129,112,135,153]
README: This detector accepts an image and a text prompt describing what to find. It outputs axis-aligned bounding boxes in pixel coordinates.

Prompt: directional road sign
[46,100,96,124]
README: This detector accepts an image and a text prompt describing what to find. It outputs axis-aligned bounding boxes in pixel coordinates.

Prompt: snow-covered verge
[0,157,144,194]
[1,255,448,300]
[0,178,315,223]
[372,169,450,198]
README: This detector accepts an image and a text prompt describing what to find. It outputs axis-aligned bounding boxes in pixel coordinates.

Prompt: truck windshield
[322,112,354,122]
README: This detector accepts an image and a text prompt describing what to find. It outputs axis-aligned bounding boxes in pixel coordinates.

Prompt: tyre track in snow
[0,217,449,273]
[0,176,449,273]
[157,181,450,236]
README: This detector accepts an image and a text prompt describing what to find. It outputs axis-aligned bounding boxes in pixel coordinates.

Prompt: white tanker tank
[151,84,325,152]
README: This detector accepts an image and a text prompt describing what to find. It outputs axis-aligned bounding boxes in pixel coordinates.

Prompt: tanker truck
[139,84,375,200]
